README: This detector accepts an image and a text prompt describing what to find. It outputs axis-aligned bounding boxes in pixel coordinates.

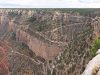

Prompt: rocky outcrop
[82,49,100,75]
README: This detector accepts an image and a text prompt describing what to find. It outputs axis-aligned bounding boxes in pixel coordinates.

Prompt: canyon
[0,9,100,75]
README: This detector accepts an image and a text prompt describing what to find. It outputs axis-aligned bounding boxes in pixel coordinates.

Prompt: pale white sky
[0,0,100,8]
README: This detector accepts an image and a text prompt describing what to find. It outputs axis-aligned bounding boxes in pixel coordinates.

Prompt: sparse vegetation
[91,37,100,57]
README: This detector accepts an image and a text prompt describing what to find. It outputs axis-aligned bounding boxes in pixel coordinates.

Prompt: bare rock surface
[82,49,100,75]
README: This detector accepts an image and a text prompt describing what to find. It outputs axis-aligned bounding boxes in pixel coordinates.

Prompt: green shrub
[11,32,16,40]
[91,37,100,57]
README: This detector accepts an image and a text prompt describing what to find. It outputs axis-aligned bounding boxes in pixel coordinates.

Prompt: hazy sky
[0,0,100,8]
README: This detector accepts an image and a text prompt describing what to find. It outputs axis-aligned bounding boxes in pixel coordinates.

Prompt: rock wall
[9,22,62,61]
[92,16,100,38]
[0,13,9,36]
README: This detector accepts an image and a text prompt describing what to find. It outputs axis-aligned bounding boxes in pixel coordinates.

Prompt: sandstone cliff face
[16,29,62,60]
[92,16,100,38]
[0,13,9,36]
[7,17,62,61]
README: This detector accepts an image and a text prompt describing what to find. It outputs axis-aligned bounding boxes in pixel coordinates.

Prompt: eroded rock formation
[82,49,100,75]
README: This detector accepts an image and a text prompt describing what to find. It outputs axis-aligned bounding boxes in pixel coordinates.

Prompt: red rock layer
[0,41,9,75]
